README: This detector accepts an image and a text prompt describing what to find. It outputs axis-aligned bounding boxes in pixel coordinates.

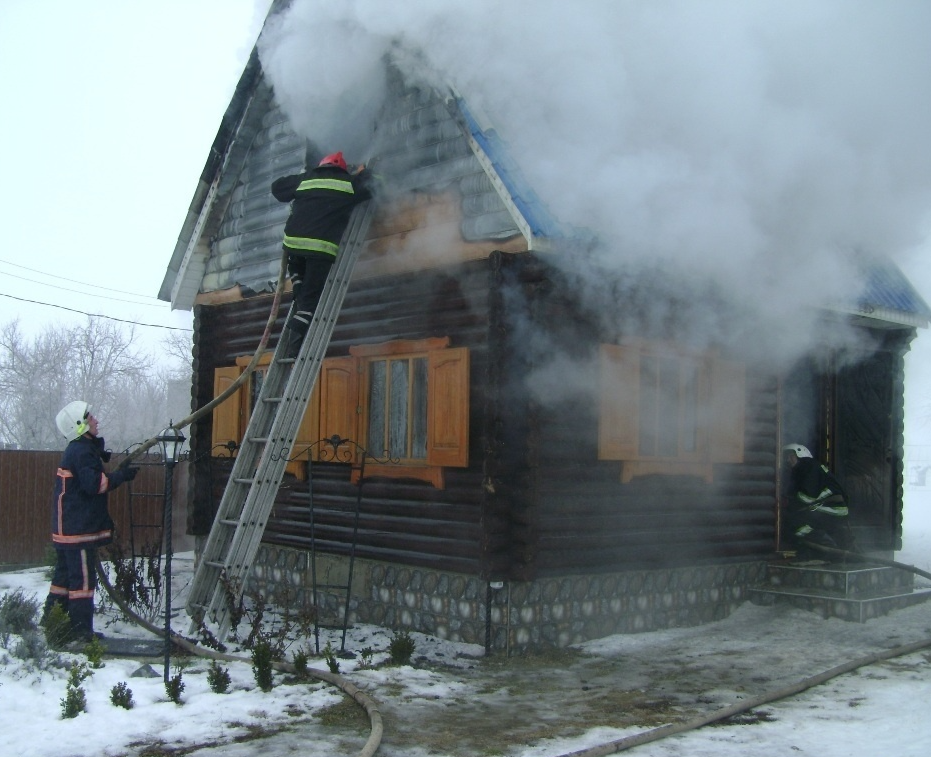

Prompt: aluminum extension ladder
[185,201,376,640]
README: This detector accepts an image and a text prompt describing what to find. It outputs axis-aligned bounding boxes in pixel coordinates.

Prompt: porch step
[749,559,931,622]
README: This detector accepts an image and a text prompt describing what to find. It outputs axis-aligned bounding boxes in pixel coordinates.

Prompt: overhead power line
[0,256,162,301]
[0,270,167,307]
[0,291,192,331]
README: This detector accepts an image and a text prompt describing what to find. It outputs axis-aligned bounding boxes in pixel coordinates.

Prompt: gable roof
[158,60,564,311]
[158,44,928,331]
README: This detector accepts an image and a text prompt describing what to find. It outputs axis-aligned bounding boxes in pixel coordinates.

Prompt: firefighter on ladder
[272,151,374,358]
[782,443,855,558]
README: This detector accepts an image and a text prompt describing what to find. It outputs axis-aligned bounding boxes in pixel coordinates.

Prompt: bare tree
[0,317,162,451]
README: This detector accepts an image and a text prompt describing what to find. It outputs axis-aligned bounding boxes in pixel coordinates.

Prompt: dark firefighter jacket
[51,435,118,550]
[271,164,373,259]
[788,457,848,509]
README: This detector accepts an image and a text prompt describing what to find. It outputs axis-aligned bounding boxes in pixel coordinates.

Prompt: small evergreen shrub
[251,636,274,692]
[322,641,340,674]
[207,660,231,694]
[83,636,105,668]
[42,604,73,650]
[110,681,134,709]
[292,646,309,679]
[388,629,415,666]
[358,646,375,669]
[60,662,91,719]
[165,669,185,705]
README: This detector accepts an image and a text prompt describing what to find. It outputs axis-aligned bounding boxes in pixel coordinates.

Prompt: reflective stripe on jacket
[51,436,115,549]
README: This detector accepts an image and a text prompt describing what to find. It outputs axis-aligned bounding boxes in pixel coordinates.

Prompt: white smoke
[258,0,931,369]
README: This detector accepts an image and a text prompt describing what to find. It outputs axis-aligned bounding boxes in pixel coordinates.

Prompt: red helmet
[318,151,347,171]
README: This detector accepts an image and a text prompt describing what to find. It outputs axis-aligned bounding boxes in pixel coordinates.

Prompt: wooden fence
[0,449,191,567]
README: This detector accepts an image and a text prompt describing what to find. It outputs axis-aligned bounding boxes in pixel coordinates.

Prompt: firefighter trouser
[45,546,98,638]
[286,253,335,336]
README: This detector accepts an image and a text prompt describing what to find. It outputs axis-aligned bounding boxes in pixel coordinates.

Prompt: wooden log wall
[495,254,781,577]
[191,258,501,576]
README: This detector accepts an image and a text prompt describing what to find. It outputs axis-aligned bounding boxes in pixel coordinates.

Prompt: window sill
[620,460,714,484]
[351,463,445,489]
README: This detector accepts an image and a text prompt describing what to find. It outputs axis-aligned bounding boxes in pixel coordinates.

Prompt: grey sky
[0,0,271,355]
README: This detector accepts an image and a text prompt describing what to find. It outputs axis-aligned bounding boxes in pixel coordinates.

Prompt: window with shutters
[598,341,745,483]
[210,352,319,479]
[211,336,469,488]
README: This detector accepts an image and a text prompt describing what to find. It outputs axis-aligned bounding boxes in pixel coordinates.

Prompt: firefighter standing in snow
[43,401,138,641]
[272,151,373,356]
[783,443,854,555]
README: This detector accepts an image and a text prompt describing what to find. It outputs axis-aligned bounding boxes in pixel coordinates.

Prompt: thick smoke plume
[258,0,931,375]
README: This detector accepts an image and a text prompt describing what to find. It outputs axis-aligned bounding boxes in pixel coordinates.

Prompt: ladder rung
[205,560,226,570]
[233,477,254,485]
[219,519,239,527]
[263,397,282,404]
[248,436,269,444]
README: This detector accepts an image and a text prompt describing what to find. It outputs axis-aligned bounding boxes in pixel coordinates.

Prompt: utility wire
[0,270,167,307]
[0,291,192,331]
[0,256,160,300]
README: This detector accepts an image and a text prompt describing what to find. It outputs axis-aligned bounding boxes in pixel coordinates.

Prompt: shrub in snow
[251,635,274,691]
[110,681,134,709]
[207,660,231,694]
[388,629,415,666]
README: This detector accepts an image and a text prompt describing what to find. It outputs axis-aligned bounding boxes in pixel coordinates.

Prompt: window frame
[598,340,745,483]
[211,337,469,489]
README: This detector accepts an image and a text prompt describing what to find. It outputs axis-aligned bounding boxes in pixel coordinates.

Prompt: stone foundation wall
[244,544,768,654]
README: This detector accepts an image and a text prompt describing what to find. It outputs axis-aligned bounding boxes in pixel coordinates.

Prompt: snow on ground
[1,495,930,757]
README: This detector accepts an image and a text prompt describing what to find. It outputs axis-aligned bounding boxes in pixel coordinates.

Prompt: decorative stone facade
[245,544,768,654]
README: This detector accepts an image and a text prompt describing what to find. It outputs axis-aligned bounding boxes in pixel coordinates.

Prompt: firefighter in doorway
[43,401,138,642]
[782,443,855,557]
[272,151,374,358]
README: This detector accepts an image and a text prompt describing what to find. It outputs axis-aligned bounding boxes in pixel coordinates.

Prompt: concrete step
[762,560,914,597]
[749,584,931,623]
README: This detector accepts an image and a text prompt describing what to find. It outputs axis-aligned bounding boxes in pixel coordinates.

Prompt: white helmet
[783,443,812,459]
[56,401,92,441]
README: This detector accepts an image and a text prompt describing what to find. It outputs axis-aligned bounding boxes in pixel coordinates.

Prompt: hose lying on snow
[557,543,931,757]
[96,558,384,757]
[559,635,931,757]
[93,253,385,757]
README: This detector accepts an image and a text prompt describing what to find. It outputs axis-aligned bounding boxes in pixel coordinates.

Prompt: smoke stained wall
[257,0,931,383]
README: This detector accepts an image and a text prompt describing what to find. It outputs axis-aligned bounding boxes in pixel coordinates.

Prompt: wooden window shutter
[317,356,360,461]
[211,366,243,454]
[293,378,322,459]
[426,346,470,467]
[708,357,746,464]
[598,343,640,460]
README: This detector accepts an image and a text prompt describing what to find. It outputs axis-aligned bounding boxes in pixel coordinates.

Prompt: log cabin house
[159,42,930,652]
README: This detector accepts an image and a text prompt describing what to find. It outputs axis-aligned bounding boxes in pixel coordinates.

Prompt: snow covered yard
[2,528,931,757]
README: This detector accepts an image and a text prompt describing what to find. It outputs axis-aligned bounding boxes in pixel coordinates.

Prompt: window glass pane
[639,355,658,456]
[250,370,265,416]
[657,356,679,457]
[411,357,428,459]
[681,362,699,453]
[389,359,410,458]
[368,361,387,455]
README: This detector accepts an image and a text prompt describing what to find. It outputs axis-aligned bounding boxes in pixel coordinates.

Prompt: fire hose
[96,559,384,757]
[93,251,386,756]
[116,248,290,468]
[555,541,931,757]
